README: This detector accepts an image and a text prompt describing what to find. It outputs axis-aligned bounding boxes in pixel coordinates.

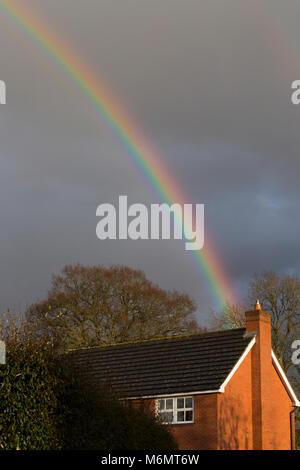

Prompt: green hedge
[0,334,177,450]
[0,337,62,449]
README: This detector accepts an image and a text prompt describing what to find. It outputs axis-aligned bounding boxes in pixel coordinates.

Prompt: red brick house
[69,304,299,450]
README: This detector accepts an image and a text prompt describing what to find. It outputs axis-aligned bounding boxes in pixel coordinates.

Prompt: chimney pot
[255,299,261,310]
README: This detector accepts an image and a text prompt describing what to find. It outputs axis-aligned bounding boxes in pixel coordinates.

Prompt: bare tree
[249,271,300,373]
[29,264,201,351]
[211,271,300,371]
[210,302,246,331]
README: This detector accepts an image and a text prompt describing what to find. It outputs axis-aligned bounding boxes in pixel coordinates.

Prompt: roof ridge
[66,327,246,354]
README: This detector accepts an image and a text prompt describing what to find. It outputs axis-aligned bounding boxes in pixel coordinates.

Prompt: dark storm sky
[0,0,300,324]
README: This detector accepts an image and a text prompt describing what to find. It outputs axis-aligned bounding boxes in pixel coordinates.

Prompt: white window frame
[156,396,194,424]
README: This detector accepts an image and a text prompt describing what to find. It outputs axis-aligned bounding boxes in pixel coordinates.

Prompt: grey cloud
[0,0,300,325]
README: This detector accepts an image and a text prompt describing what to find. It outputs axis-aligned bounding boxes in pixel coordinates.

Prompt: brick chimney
[245,301,272,449]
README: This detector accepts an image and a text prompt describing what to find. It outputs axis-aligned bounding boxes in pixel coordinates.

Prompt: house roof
[67,327,256,399]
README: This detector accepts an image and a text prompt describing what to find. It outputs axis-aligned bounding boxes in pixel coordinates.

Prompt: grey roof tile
[68,328,254,398]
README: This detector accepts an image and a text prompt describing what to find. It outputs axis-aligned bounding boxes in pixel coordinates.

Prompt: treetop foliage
[29,264,200,351]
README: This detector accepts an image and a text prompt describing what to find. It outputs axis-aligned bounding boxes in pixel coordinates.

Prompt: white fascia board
[219,335,256,393]
[124,389,221,401]
[271,350,300,407]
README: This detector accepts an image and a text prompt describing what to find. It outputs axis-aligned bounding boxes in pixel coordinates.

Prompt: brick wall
[269,361,294,449]
[217,350,253,449]
[169,394,217,450]
[131,394,218,450]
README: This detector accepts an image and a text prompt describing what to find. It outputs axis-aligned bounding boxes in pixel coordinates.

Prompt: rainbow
[0,0,237,310]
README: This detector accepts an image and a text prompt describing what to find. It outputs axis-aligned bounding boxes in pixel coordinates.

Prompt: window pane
[166,399,173,410]
[177,411,184,422]
[158,399,165,411]
[160,412,173,423]
[177,398,184,409]
[185,410,193,422]
[185,397,193,408]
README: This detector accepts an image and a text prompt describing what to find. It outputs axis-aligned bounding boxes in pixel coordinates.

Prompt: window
[156,396,194,424]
